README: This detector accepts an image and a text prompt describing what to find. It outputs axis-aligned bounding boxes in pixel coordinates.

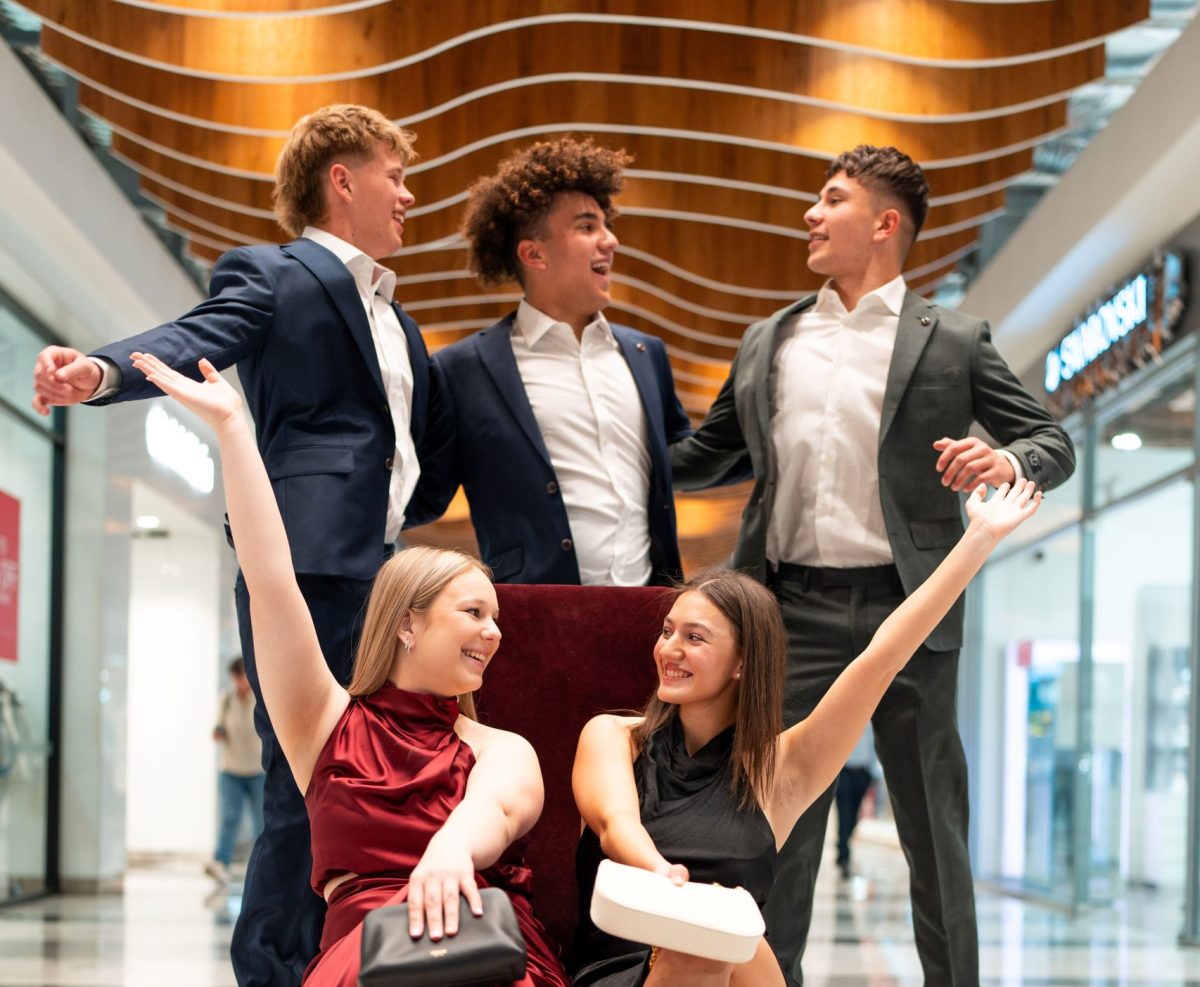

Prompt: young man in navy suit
[409,138,692,585]
[31,105,427,987]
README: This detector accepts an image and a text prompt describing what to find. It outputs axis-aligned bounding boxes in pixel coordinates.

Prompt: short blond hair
[273,104,417,237]
[346,546,491,719]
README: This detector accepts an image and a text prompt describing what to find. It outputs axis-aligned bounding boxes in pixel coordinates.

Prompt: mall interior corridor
[2,832,1199,987]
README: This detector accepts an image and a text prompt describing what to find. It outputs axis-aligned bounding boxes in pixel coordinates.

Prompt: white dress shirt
[767,277,907,567]
[511,300,652,586]
[302,227,418,544]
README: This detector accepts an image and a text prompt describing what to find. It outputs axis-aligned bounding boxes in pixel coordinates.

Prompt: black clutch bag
[358,886,527,987]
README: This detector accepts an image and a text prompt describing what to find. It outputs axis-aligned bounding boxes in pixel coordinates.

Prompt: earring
[402,637,413,653]
[733,672,741,680]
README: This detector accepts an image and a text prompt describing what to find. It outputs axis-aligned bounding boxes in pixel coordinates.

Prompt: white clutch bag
[589,859,765,964]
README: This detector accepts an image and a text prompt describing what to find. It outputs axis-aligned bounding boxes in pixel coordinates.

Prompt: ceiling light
[135,515,161,529]
[1110,431,1142,451]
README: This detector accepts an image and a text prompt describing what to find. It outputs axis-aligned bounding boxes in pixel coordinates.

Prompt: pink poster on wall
[0,490,18,662]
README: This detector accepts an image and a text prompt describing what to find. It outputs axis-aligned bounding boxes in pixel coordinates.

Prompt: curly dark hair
[461,137,632,287]
[827,145,929,242]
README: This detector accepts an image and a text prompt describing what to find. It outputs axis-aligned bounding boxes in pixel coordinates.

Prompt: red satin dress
[302,683,569,986]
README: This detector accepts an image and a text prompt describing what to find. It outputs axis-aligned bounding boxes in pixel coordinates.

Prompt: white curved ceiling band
[107,1,391,19]
[28,9,1112,84]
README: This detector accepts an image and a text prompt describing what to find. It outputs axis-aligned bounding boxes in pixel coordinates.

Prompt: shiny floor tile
[2,840,1200,985]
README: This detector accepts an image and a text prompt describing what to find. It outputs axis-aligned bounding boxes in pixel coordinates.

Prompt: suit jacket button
[561,538,573,551]
[546,481,558,495]
[920,316,931,326]
[384,456,394,471]
[636,342,646,352]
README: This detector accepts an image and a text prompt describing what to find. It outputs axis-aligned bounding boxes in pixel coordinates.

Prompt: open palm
[964,479,1041,540]
[130,353,243,430]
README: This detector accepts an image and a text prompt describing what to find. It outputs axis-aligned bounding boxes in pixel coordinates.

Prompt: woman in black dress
[572,480,1041,987]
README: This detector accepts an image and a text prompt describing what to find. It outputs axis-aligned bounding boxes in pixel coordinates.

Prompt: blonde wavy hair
[273,104,417,238]
[346,546,491,719]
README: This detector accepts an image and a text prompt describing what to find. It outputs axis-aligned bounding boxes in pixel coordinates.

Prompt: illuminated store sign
[1042,251,1187,417]
[1044,275,1147,393]
[145,405,215,494]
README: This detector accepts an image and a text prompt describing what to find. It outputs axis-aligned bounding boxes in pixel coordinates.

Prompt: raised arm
[406,726,544,940]
[130,354,346,791]
[767,480,1040,839]
[573,714,689,883]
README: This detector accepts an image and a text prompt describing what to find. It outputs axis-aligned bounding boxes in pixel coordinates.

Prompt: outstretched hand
[129,353,243,430]
[964,479,1041,541]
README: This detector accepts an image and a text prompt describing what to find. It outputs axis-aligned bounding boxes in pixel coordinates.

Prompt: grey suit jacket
[670,290,1075,652]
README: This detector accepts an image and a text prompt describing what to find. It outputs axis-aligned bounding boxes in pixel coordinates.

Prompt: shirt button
[384,456,394,471]
[546,481,559,495]
[561,538,573,551]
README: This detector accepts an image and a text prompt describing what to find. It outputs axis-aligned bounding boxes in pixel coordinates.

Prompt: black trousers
[230,571,374,987]
[761,569,978,987]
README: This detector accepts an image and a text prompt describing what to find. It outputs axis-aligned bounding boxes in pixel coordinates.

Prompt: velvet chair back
[477,584,673,952]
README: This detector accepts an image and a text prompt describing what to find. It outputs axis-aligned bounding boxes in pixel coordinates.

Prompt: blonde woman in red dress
[131,352,568,987]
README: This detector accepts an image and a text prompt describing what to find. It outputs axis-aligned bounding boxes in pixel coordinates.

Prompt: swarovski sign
[1041,251,1187,417]
[1044,274,1147,394]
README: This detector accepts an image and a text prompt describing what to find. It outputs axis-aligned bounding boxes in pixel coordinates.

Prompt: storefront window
[0,295,61,903]
[974,525,1081,900]
[1089,478,1193,909]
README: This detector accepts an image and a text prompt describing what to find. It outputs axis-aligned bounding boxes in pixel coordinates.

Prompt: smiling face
[519,191,619,331]
[803,172,899,282]
[395,567,501,698]
[337,142,415,259]
[653,591,742,712]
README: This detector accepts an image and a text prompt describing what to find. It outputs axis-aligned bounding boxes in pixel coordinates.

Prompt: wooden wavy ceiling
[15,0,1151,560]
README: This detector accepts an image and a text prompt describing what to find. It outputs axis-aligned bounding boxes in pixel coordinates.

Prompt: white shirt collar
[302,226,396,303]
[813,274,908,318]
[514,298,611,348]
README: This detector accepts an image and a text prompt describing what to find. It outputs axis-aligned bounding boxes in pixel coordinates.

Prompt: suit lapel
[476,316,554,468]
[284,238,387,401]
[613,326,665,441]
[879,291,937,445]
[753,296,814,447]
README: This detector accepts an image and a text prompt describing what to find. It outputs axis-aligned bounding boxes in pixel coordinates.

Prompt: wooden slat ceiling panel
[22,0,1151,453]
[28,1,1145,75]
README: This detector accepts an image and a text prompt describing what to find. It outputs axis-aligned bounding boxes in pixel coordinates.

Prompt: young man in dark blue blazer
[31,105,427,987]
[409,138,692,586]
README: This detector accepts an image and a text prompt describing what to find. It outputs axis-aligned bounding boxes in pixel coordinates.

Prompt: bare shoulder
[578,713,642,752]
[455,717,537,764]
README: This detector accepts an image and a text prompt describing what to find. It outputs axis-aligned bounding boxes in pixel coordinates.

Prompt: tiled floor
[2,838,1200,986]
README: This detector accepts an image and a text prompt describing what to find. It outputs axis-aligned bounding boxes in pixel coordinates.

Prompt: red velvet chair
[476,585,674,953]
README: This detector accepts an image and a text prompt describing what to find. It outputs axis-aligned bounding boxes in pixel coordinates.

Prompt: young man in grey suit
[670,145,1075,986]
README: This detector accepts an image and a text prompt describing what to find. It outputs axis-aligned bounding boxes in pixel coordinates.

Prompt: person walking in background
[207,657,264,885]
[834,724,876,879]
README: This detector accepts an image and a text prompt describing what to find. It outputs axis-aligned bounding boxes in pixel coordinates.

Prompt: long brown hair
[346,546,491,719]
[631,569,786,809]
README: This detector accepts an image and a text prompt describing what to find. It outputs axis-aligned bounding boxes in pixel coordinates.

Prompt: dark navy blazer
[90,237,429,581]
[407,314,692,584]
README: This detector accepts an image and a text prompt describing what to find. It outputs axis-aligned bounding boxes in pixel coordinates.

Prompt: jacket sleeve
[88,247,276,405]
[669,352,753,491]
[403,355,463,528]
[653,339,694,445]
[971,321,1076,492]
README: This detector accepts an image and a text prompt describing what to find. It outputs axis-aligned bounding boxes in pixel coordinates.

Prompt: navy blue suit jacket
[407,314,691,584]
[89,238,429,581]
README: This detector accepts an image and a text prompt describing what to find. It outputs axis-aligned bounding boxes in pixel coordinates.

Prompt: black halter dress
[571,718,779,985]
